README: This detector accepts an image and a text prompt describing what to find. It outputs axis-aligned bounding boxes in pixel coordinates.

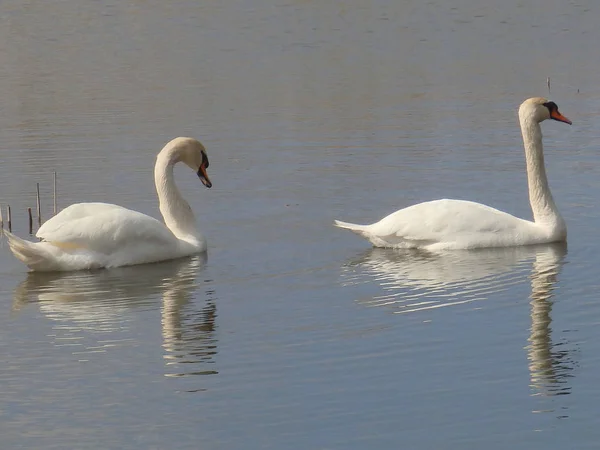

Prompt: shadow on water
[342,243,576,415]
[11,255,218,383]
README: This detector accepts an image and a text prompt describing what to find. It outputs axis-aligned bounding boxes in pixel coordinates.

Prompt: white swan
[334,97,572,250]
[4,137,212,271]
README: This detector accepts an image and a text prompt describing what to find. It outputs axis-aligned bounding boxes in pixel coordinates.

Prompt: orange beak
[197,163,212,188]
[550,109,572,125]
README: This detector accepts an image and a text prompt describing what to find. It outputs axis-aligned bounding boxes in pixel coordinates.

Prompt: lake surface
[1,0,600,448]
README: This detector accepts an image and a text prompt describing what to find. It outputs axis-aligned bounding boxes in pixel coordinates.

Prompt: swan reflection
[161,260,218,379]
[12,255,217,380]
[342,243,575,408]
[527,244,574,401]
[342,246,541,313]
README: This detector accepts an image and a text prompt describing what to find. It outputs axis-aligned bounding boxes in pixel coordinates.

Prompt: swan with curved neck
[5,137,212,271]
[334,97,572,250]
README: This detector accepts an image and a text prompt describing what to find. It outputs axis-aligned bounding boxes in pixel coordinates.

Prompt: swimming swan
[5,137,212,271]
[334,97,572,250]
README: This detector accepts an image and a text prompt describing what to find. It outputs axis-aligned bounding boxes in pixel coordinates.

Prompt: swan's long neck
[520,116,564,230]
[154,154,199,242]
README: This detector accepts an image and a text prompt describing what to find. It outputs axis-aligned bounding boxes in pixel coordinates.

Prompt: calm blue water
[1,0,600,448]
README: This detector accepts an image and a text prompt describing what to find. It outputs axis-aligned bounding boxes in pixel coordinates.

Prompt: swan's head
[164,137,212,188]
[519,97,572,125]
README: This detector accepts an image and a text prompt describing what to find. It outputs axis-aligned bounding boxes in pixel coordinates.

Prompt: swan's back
[364,199,542,250]
[38,204,178,253]
[37,203,128,237]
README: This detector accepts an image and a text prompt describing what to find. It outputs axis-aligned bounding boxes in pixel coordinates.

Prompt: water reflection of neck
[527,244,570,397]
[161,268,218,376]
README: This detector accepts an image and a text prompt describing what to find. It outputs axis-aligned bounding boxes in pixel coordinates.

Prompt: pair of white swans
[5,97,572,272]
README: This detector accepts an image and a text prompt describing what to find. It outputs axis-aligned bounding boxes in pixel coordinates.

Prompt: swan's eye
[202,152,210,169]
[543,101,558,113]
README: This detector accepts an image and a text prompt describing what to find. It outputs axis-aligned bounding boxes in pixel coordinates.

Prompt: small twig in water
[28,207,33,235]
[36,182,41,226]
[53,171,57,215]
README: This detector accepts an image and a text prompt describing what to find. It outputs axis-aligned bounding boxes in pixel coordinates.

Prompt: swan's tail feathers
[3,231,48,270]
[333,220,369,235]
